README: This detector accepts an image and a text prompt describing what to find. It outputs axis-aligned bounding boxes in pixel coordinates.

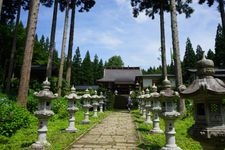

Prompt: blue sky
[20,0,221,69]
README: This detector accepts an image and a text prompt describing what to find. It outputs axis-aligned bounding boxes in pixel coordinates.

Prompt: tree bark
[160,1,167,79]
[218,0,225,35]
[58,2,69,96]
[0,0,3,17]
[46,0,58,78]
[66,1,76,85]
[6,0,21,92]
[170,0,185,114]
[17,0,40,107]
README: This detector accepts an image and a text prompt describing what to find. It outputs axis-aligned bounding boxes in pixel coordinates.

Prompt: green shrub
[27,91,38,113]
[52,97,68,119]
[0,99,32,137]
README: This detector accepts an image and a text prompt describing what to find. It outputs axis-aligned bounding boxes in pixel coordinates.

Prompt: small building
[97,67,142,95]
[136,74,176,89]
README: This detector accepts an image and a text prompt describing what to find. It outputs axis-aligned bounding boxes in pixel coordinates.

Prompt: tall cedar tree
[57,0,95,95]
[131,0,193,79]
[71,47,82,85]
[81,51,93,85]
[65,0,96,85]
[207,49,215,60]
[93,54,99,84]
[182,38,196,83]
[196,45,204,61]
[17,0,40,107]
[214,24,225,67]
[3,0,52,92]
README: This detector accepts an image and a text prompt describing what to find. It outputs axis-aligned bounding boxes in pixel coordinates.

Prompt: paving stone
[70,111,138,150]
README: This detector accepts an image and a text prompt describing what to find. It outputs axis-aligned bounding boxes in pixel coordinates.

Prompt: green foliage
[105,55,124,68]
[0,99,32,137]
[183,38,196,84]
[52,97,68,119]
[72,47,82,85]
[105,91,115,110]
[132,110,202,150]
[214,24,225,67]
[195,45,204,61]
[81,51,94,85]
[27,90,38,113]
[207,49,215,60]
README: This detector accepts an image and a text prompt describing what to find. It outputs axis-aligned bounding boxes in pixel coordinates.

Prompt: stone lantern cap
[65,86,81,100]
[160,77,179,100]
[150,84,161,111]
[99,92,105,104]
[34,78,58,100]
[82,89,91,99]
[150,84,160,98]
[92,90,100,99]
[144,88,151,99]
[180,55,225,99]
[82,89,92,108]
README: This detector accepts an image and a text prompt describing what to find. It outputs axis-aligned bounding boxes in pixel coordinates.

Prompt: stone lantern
[65,86,81,132]
[31,78,57,149]
[140,90,146,118]
[180,55,225,150]
[144,88,152,124]
[99,92,105,113]
[91,90,99,118]
[82,89,92,124]
[160,77,181,150]
[150,84,163,134]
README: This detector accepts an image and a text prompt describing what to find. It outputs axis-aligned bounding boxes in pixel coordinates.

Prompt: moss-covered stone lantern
[91,90,99,118]
[65,86,81,132]
[144,88,152,124]
[82,89,92,124]
[160,77,181,150]
[31,78,57,149]
[150,84,163,134]
[99,92,105,113]
[180,55,225,150]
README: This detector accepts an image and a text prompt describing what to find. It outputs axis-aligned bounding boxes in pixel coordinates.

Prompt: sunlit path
[70,111,138,150]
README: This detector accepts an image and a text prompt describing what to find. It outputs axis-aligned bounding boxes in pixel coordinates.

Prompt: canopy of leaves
[214,24,225,67]
[59,0,95,12]
[131,0,194,19]
[105,55,124,68]
[0,0,53,24]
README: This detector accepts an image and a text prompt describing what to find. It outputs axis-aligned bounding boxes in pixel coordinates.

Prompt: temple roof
[97,67,142,84]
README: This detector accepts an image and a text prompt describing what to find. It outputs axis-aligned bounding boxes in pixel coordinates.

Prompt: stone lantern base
[189,125,225,150]
[31,141,50,150]
[161,145,182,150]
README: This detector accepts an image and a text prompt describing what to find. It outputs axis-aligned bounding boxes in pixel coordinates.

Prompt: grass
[132,109,202,150]
[0,110,111,150]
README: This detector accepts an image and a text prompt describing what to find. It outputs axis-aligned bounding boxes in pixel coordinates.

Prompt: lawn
[132,110,202,150]
[0,110,111,150]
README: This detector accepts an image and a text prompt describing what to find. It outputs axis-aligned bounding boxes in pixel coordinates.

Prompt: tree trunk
[160,1,167,79]
[218,0,225,35]
[6,0,21,92]
[58,2,69,96]
[170,0,185,114]
[17,0,40,107]
[0,0,3,17]
[66,1,76,86]
[46,0,58,78]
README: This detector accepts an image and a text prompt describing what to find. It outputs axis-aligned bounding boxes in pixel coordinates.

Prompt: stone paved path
[70,111,139,150]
